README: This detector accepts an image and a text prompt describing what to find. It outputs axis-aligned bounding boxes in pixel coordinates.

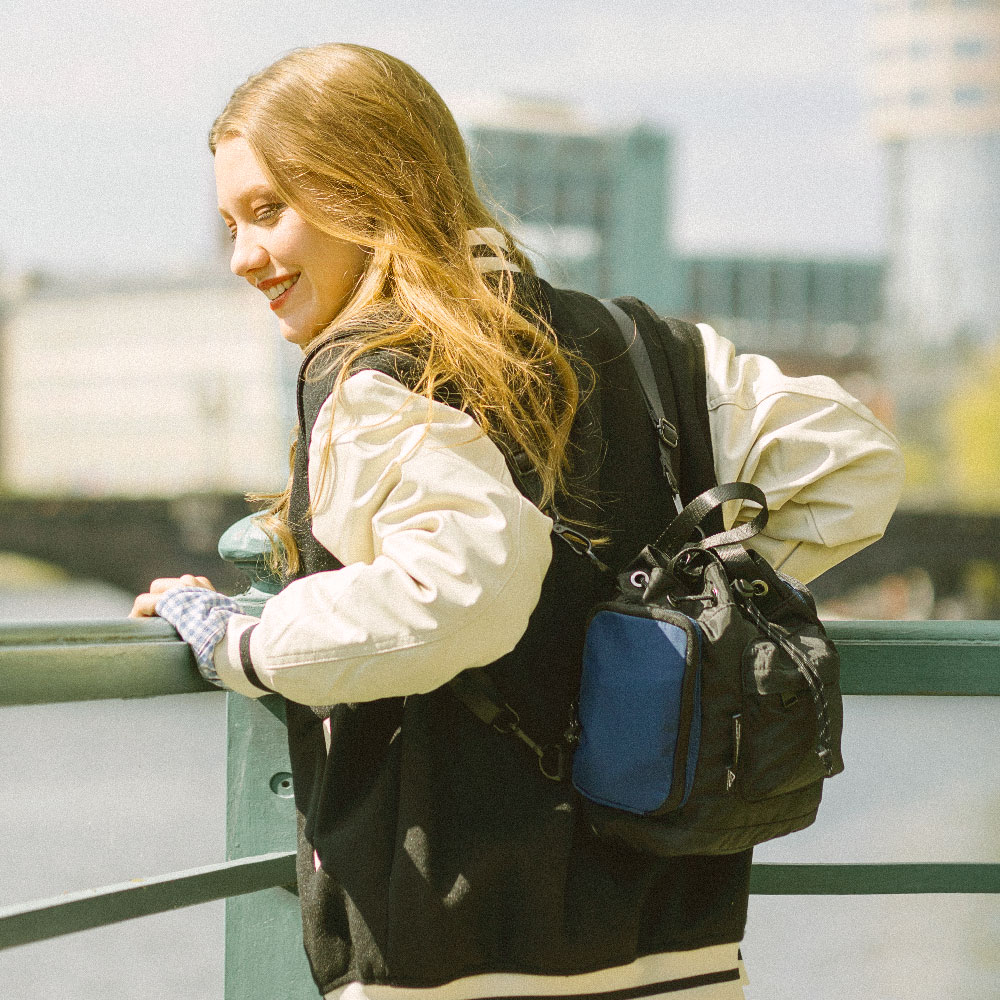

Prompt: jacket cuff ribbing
[212,614,272,699]
[238,624,273,693]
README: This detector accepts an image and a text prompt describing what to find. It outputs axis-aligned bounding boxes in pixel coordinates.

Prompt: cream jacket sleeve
[214,326,904,702]
[700,322,905,584]
[213,370,554,705]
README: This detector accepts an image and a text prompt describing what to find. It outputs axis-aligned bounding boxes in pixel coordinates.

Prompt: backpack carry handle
[654,482,769,556]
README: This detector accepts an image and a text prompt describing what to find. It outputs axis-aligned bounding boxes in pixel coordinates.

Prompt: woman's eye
[255,203,284,223]
[224,203,283,242]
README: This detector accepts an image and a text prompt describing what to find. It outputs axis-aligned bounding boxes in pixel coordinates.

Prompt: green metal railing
[1,601,998,994]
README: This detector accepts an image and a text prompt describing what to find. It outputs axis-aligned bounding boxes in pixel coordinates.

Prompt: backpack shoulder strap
[607,302,723,539]
[600,298,684,514]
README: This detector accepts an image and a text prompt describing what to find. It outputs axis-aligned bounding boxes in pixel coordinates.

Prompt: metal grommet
[734,578,770,599]
[630,570,650,590]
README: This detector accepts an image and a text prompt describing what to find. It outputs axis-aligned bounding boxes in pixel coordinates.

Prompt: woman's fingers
[129,575,218,619]
[148,575,217,594]
[129,592,160,618]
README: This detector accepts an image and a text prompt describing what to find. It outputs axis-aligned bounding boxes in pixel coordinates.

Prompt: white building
[868,0,1000,343]
[0,274,299,496]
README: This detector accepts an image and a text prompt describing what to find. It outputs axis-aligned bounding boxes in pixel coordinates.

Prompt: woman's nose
[230,232,269,279]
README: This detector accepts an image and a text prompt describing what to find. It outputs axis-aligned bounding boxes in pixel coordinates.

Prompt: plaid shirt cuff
[156,586,244,686]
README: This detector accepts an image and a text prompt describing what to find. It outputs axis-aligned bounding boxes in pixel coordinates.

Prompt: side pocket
[736,628,840,801]
[572,607,702,816]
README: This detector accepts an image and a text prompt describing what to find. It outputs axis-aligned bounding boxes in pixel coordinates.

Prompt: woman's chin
[277,318,314,348]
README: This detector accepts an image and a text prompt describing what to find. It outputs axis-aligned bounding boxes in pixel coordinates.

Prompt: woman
[132,43,904,999]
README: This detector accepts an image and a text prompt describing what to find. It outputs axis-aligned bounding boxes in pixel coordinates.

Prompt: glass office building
[681,255,886,361]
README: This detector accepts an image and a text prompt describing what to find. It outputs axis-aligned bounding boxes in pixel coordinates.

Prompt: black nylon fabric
[581,552,843,856]
[277,276,751,995]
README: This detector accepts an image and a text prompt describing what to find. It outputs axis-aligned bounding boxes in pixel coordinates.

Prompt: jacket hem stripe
[472,967,742,999]
[322,944,744,999]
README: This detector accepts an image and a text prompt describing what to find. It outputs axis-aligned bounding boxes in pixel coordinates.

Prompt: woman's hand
[130,574,216,618]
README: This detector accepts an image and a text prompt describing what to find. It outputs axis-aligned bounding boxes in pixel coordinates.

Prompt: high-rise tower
[869,0,1000,343]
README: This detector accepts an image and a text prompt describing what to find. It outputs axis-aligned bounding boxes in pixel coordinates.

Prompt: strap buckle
[551,522,610,574]
[539,710,581,781]
[491,704,521,734]
[539,743,570,782]
[656,417,679,449]
[552,522,592,555]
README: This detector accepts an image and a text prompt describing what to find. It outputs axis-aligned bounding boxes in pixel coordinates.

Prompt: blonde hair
[210,43,585,573]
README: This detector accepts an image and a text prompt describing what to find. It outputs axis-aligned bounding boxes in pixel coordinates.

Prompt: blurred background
[0,1,997,998]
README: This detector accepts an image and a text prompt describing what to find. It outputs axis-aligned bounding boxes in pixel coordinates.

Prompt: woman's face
[215,136,369,347]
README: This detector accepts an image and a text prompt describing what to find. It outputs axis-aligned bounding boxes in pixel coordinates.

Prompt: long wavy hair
[210,43,585,573]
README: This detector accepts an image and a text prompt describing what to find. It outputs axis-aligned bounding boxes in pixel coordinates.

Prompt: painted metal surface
[3,853,994,956]
[0,851,295,951]
[224,691,315,998]
[829,619,1000,695]
[220,522,316,997]
[3,618,998,707]
[0,618,213,705]
[750,862,1000,895]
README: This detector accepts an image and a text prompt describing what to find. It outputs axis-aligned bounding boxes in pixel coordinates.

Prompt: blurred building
[680,255,886,374]
[0,275,297,496]
[463,97,684,313]
[461,97,887,370]
[0,95,901,499]
[868,0,1000,344]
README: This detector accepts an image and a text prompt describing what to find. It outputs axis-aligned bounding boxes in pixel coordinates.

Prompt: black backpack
[450,299,844,855]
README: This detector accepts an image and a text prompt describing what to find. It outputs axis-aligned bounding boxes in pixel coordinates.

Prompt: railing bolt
[269,772,294,798]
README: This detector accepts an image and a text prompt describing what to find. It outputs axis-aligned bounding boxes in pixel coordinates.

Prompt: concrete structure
[868,0,1000,343]
[0,275,298,496]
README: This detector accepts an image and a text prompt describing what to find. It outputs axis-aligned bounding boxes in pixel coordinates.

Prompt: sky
[0,1,886,280]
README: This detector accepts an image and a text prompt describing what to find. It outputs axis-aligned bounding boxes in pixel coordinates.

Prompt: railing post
[220,516,316,998]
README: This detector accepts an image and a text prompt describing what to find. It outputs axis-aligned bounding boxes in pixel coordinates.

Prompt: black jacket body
[280,276,750,994]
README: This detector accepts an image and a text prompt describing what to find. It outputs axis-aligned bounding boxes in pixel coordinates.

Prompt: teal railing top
[2,617,999,708]
[0,617,212,706]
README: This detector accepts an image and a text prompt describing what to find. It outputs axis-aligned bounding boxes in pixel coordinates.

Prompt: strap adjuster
[656,418,679,449]
[552,522,610,574]
[539,743,570,781]
[491,704,521,734]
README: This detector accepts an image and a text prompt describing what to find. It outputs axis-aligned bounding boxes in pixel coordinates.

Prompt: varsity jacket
[212,275,904,998]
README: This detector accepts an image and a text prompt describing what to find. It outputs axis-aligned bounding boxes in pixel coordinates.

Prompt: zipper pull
[726,713,742,792]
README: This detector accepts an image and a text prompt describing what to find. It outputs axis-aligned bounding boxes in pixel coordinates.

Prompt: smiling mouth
[262,274,299,302]
[261,274,299,312]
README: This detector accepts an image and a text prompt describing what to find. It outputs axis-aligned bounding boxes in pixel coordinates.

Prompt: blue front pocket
[572,607,702,815]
